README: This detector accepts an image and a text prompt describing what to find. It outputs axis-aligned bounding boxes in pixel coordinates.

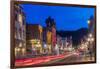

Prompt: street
[15,51,95,67]
[42,53,95,65]
[41,53,81,65]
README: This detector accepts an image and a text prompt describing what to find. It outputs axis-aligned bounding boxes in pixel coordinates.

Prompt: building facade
[26,24,43,56]
[87,16,95,56]
[42,27,47,53]
[46,30,52,54]
[14,4,26,59]
[45,17,57,54]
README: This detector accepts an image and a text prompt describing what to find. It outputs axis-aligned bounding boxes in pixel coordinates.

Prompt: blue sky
[21,4,95,31]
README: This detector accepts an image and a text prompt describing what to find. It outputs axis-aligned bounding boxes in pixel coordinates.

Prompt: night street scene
[14,3,96,67]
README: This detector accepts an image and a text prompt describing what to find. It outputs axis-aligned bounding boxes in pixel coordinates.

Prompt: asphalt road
[41,54,82,65]
[15,52,95,67]
[41,54,95,66]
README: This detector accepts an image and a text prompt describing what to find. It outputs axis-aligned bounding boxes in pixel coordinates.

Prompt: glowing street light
[91,38,94,42]
[87,38,91,42]
[89,33,92,38]
[87,20,90,24]
[87,33,94,42]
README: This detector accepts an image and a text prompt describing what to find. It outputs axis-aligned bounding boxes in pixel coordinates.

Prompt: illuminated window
[18,14,23,27]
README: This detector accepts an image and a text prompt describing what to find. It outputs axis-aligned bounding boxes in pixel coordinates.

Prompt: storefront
[15,42,26,59]
[29,39,43,55]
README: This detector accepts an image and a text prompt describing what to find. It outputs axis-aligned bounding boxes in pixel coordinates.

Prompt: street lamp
[87,20,90,24]
[87,38,91,42]
[91,38,94,42]
[87,33,94,42]
[89,33,92,38]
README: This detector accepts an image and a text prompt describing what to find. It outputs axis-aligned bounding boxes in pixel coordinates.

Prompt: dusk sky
[21,4,95,31]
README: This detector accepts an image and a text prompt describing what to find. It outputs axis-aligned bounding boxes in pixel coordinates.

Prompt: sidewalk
[81,56,95,62]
